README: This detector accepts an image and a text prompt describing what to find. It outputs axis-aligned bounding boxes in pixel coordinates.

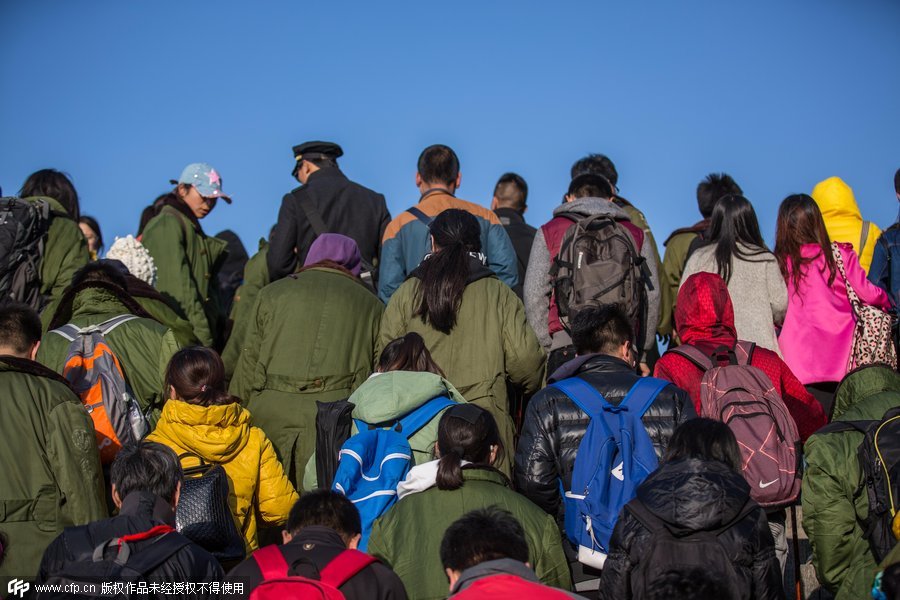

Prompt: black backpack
[0,197,50,310]
[551,213,649,338]
[818,405,900,562]
[625,498,757,599]
[38,525,190,599]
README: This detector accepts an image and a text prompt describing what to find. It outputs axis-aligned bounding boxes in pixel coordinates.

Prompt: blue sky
[2,0,899,256]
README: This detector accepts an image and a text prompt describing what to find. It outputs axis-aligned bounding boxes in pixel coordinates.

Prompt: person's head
[78,216,103,256]
[491,172,528,213]
[416,145,461,192]
[894,168,900,200]
[283,490,361,548]
[646,567,738,600]
[302,233,362,277]
[663,418,742,473]
[570,305,636,366]
[137,194,169,236]
[880,563,900,600]
[170,163,231,220]
[414,209,481,335]
[435,404,502,490]
[570,153,618,187]
[565,173,615,202]
[377,332,445,376]
[0,302,41,359]
[104,235,157,286]
[109,441,183,510]
[440,507,529,590]
[674,273,737,347]
[774,193,835,291]
[705,195,769,284]
[19,168,80,220]
[291,141,343,184]
[164,347,238,407]
[696,173,743,219]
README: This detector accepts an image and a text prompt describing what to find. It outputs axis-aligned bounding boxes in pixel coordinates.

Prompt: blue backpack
[332,396,457,550]
[552,376,669,569]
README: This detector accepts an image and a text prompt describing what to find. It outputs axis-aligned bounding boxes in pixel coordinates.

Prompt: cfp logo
[7,578,30,598]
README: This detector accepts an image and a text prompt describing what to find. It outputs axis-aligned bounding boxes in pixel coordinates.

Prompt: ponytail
[165,347,239,407]
[435,445,466,490]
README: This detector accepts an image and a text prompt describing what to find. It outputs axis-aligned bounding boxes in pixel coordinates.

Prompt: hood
[70,286,131,319]
[675,272,737,350]
[23,195,70,218]
[636,458,751,533]
[552,197,629,220]
[350,371,465,424]
[832,364,900,421]
[410,255,495,285]
[811,176,862,222]
[548,353,632,383]
[451,559,539,594]
[155,399,251,462]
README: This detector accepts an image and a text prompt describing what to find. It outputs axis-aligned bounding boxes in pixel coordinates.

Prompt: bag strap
[298,200,329,238]
[253,544,290,580]
[50,315,139,342]
[97,314,140,335]
[619,377,670,417]
[669,345,716,371]
[831,243,863,318]
[816,419,873,436]
[407,206,433,227]
[860,221,871,255]
[733,341,757,366]
[550,376,609,419]
[319,549,377,588]
[396,396,457,438]
[107,528,190,577]
[49,324,82,342]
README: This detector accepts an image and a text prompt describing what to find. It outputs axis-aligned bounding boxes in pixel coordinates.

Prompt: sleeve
[767,257,788,326]
[775,356,826,442]
[378,233,407,304]
[47,400,107,526]
[366,516,394,569]
[513,392,562,515]
[155,330,180,405]
[377,283,412,356]
[639,236,661,354]
[486,222,520,289]
[267,195,299,282]
[661,235,690,334]
[749,509,784,600]
[802,435,858,595]
[500,288,546,395]
[868,234,891,294]
[597,513,636,600]
[523,227,553,350]
[843,246,893,310]
[532,514,573,591]
[142,214,213,347]
[376,196,391,261]
[254,431,299,526]
[229,294,265,403]
[43,219,90,311]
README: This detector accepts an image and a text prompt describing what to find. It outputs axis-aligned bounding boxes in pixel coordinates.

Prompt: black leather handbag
[175,453,245,563]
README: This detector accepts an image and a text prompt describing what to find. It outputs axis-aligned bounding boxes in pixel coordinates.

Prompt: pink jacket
[778,243,891,385]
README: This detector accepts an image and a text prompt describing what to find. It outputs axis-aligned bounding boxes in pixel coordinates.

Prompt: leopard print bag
[831,243,897,370]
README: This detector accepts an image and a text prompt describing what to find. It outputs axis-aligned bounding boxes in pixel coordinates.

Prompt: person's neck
[419,183,455,196]
[0,349,29,360]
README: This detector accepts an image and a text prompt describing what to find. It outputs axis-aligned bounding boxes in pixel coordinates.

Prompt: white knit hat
[105,235,157,286]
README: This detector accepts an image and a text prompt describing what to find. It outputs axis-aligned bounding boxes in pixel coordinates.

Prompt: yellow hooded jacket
[148,399,298,552]
[812,176,881,273]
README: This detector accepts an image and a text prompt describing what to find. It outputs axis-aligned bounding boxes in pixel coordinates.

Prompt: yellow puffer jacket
[812,176,881,273]
[148,399,298,552]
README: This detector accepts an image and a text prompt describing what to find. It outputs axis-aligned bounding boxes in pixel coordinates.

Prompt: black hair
[663,418,743,473]
[697,173,743,219]
[137,194,170,236]
[703,195,771,284]
[440,507,529,572]
[78,215,104,254]
[646,567,738,600]
[377,332,445,376]
[286,490,361,545]
[47,261,154,330]
[417,144,460,186]
[0,302,42,356]
[894,168,900,196]
[570,153,618,186]
[435,404,502,491]
[165,347,239,407]
[414,209,481,334]
[493,173,528,211]
[19,168,81,220]
[570,305,634,356]
[306,157,337,170]
[110,441,183,504]
[567,173,614,200]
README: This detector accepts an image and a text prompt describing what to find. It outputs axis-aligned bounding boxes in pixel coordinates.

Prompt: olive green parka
[222,239,269,380]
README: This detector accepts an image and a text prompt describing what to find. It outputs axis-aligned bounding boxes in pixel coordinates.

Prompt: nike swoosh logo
[759,479,779,488]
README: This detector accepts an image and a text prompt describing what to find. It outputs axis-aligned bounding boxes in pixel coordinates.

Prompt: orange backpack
[51,315,149,463]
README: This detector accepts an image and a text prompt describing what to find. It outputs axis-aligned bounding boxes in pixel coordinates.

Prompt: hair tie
[450,445,466,457]
[200,384,208,393]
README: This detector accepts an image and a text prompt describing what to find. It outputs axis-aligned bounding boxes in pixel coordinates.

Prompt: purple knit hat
[303,233,362,276]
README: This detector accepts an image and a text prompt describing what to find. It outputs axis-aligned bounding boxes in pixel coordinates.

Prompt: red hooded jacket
[654,272,826,442]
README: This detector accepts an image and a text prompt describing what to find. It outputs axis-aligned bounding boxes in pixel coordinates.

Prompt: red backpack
[671,341,801,508]
[249,545,377,600]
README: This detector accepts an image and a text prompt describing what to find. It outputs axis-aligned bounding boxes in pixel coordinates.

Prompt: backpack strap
[816,420,873,436]
[669,345,716,371]
[733,341,757,367]
[619,377,670,417]
[625,500,667,534]
[860,221,872,255]
[407,206,433,227]
[551,376,609,419]
[298,200,328,238]
[50,315,139,341]
[396,396,457,439]
[318,549,377,589]
[49,324,82,342]
[253,544,290,580]
[96,526,190,577]
[97,314,140,335]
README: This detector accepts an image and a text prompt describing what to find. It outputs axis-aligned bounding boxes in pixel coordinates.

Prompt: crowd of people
[1,146,899,600]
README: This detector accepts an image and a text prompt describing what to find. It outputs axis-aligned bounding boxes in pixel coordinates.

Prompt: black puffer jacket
[514,354,696,516]
[598,458,784,600]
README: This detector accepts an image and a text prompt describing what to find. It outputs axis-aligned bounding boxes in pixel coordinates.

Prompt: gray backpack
[551,213,648,338]
[0,197,50,310]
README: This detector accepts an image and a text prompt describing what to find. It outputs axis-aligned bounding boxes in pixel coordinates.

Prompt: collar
[306,166,346,184]
[419,187,455,203]
[160,196,203,233]
[451,559,539,594]
[119,491,177,526]
[548,353,633,382]
[493,207,526,225]
[287,526,348,549]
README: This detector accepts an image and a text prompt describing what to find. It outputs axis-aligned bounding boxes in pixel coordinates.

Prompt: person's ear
[455,172,462,190]
[168,385,177,400]
[446,568,461,590]
[282,530,293,544]
[348,533,361,550]
[490,196,499,211]
[490,444,499,465]
[172,480,181,509]
[433,441,441,459]
[111,484,123,509]
[415,172,423,189]
[431,236,437,253]
[620,340,635,366]
[28,340,40,361]
[564,194,574,203]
